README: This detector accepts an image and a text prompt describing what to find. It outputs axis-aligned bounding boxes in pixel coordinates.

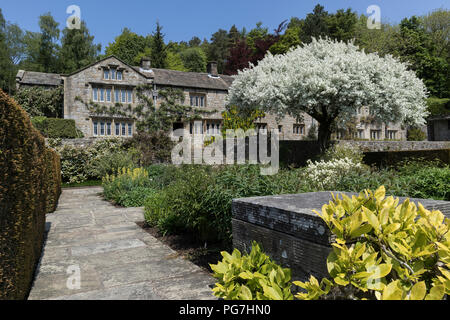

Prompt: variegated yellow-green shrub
[210,241,293,300]
[295,186,450,300]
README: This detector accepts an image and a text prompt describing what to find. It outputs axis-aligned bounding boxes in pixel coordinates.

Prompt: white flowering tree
[227,38,429,151]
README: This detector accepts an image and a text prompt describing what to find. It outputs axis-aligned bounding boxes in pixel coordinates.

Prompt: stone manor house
[16,55,407,141]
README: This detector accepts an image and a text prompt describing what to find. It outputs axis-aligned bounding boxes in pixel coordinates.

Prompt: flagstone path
[28,187,215,300]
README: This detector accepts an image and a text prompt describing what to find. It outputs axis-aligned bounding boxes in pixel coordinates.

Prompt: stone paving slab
[28,187,215,300]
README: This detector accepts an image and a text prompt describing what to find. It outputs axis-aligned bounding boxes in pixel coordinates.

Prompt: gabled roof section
[63,55,154,79]
[145,68,235,90]
[16,70,62,86]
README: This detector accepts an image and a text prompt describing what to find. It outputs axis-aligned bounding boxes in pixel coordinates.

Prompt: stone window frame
[91,118,135,137]
[92,85,114,103]
[106,88,112,102]
[387,130,397,140]
[370,129,382,140]
[189,92,207,107]
[113,87,133,104]
[115,122,120,136]
[256,123,268,134]
[205,120,222,135]
[101,65,125,81]
[128,123,133,136]
[93,121,98,136]
[189,121,204,135]
[100,121,105,136]
[357,129,365,139]
[91,84,133,104]
[293,124,305,135]
[92,87,98,102]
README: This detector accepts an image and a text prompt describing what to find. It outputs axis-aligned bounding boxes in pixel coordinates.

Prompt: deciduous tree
[228,38,429,152]
[105,28,146,65]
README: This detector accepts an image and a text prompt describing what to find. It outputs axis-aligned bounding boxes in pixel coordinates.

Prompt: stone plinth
[232,192,450,282]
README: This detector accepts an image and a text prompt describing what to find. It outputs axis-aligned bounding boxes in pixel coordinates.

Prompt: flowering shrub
[304,157,366,190]
[53,138,135,184]
[102,167,154,206]
[323,144,365,164]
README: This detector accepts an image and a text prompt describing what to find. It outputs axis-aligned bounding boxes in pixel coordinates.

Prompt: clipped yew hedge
[31,117,83,139]
[0,89,62,300]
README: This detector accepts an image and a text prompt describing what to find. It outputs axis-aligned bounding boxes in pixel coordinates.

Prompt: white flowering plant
[227,38,429,151]
[304,157,367,191]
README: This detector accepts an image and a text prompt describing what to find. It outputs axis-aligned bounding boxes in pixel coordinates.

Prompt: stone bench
[232,192,450,282]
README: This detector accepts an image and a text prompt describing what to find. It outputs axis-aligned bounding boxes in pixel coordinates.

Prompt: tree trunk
[318,121,332,153]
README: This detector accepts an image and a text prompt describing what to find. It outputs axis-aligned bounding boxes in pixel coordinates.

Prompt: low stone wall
[46,137,130,148]
[341,140,450,152]
[232,192,450,282]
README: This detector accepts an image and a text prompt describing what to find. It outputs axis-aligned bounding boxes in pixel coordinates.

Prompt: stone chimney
[207,61,218,77]
[140,57,151,70]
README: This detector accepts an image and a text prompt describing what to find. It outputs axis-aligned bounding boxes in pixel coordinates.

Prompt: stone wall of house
[232,192,450,282]
[63,56,152,138]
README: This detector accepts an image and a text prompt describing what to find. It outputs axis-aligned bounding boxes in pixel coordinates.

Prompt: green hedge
[363,149,450,167]
[31,117,83,139]
[0,89,62,300]
[427,97,450,116]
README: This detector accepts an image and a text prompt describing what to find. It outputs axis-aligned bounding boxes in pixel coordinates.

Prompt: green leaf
[239,271,254,280]
[263,285,283,300]
[410,281,426,300]
[383,223,400,235]
[363,207,380,232]
[239,285,253,300]
[350,223,372,238]
[334,275,349,286]
[210,262,228,274]
[374,186,386,202]
[425,285,445,300]
[382,280,404,300]
[368,264,392,279]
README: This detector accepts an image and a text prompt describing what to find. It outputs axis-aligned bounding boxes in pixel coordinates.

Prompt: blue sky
[1,0,448,52]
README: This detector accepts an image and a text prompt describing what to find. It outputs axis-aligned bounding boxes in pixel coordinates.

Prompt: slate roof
[16,70,62,86]
[16,55,236,91]
[132,66,235,91]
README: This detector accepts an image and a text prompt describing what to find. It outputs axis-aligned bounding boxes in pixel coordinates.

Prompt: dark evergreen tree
[300,4,329,43]
[327,8,358,42]
[188,36,201,47]
[228,24,240,46]
[151,22,167,69]
[59,21,101,73]
[208,29,229,74]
